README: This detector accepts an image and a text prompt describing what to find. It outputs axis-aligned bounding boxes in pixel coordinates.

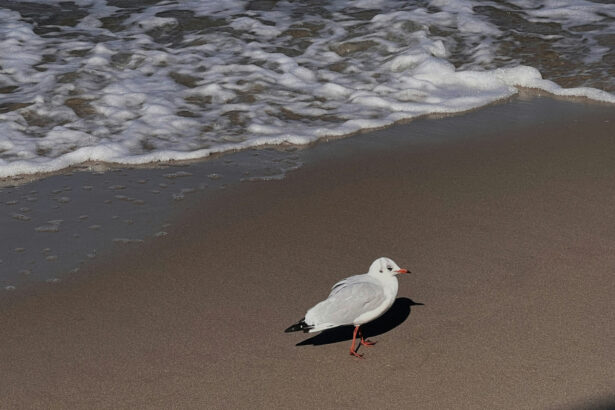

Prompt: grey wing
[305,279,385,330]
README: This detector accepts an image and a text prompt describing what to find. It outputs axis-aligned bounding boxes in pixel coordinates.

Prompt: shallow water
[1,0,614,177]
[0,145,302,288]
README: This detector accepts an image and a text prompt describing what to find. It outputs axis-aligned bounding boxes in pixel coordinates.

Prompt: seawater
[1,0,614,178]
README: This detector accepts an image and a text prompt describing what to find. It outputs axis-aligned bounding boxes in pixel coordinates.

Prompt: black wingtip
[285,318,312,333]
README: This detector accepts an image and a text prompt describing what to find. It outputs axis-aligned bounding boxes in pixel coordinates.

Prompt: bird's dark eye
[387,266,392,271]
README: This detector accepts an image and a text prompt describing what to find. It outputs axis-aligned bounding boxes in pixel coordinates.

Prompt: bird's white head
[368,257,410,277]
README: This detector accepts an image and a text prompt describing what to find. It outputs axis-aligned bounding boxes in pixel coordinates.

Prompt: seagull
[285,257,411,358]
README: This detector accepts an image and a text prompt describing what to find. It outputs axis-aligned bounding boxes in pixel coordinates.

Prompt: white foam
[230,17,282,39]
[512,0,615,24]
[495,66,615,103]
[0,0,614,178]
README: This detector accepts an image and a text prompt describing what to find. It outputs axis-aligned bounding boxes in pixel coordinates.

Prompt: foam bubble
[163,171,193,179]
[34,219,62,232]
[12,213,31,221]
[112,238,144,244]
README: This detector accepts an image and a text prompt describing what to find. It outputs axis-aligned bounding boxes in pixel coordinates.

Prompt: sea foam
[0,0,614,178]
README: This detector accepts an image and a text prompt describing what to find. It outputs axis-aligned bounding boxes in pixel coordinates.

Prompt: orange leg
[349,326,364,358]
[359,328,376,347]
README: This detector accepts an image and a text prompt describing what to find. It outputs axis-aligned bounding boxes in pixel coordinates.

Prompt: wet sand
[1,97,615,409]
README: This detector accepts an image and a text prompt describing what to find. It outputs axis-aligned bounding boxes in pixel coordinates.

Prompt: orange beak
[395,269,410,274]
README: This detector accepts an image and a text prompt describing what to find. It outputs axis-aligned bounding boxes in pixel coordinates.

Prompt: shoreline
[1,96,615,408]
[1,87,610,188]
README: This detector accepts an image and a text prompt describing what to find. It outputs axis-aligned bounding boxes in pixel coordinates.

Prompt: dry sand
[1,97,614,409]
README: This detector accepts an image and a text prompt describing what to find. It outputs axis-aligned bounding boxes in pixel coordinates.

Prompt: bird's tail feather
[284,318,312,333]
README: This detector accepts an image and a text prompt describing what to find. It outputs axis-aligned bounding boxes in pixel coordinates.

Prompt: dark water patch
[0,1,88,28]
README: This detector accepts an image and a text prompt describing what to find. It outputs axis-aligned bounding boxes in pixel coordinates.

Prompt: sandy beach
[1,96,615,409]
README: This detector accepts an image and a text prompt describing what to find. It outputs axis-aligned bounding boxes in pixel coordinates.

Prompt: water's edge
[1,94,612,295]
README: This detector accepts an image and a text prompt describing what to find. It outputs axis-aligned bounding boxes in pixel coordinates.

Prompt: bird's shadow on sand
[296,297,423,346]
